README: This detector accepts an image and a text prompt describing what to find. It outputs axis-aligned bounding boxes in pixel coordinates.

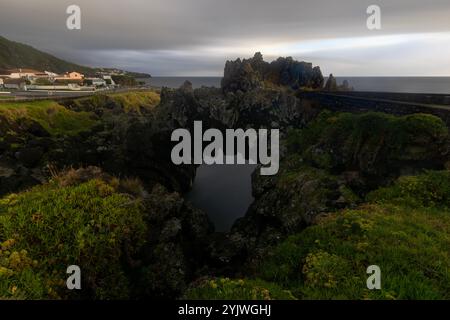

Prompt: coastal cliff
[1,54,450,299]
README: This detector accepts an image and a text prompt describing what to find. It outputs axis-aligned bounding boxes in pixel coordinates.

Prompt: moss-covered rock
[238,170,450,300]
[224,111,449,279]
[0,167,213,300]
[288,112,449,189]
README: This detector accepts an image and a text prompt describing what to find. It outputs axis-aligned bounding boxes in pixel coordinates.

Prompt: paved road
[0,87,151,102]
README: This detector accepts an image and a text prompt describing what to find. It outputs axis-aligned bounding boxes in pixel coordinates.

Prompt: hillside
[0,35,150,77]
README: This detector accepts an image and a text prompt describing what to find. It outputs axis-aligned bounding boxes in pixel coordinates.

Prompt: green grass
[185,170,450,300]
[108,91,160,113]
[287,111,449,172]
[184,278,296,300]
[0,171,148,299]
[73,90,160,114]
[258,170,450,300]
[368,170,450,208]
[0,100,98,136]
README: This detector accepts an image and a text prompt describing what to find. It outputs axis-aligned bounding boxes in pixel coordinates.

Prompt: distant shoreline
[140,76,450,94]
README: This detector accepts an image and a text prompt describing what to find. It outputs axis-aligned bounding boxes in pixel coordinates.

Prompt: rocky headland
[1,54,449,300]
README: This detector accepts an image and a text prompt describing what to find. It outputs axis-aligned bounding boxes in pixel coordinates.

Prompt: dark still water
[142,77,450,94]
[186,164,257,232]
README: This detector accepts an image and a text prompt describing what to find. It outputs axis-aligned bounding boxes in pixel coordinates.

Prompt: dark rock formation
[324,74,338,91]
[222,53,324,93]
[324,75,353,92]
[219,111,450,266]
[156,81,320,131]
[136,183,213,298]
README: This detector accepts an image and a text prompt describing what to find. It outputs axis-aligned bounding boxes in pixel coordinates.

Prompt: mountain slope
[0,35,150,77]
[0,36,97,75]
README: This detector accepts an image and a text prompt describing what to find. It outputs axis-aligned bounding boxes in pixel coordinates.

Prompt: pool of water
[185,164,257,232]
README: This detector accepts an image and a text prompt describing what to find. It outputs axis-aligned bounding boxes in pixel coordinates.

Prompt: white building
[8,68,41,79]
[45,71,59,78]
[85,78,107,88]
[102,75,116,87]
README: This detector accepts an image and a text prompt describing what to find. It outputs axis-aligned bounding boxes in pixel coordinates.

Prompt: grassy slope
[186,170,450,300]
[109,91,160,113]
[0,171,147,299]
[0,91,160,137]
[259,170,450,300]
[0,100,98,136]
[74,91,161,114]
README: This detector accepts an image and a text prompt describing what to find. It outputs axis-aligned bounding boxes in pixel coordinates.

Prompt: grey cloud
[1,0,450,75]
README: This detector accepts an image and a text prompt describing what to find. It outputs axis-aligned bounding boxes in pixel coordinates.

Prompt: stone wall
[300,91,450,126]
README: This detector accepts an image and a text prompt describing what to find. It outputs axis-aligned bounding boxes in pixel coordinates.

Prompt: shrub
[253,170,450,299]
[0,100,98,136]
[70,91,160,114]
[0,171,148,299]
[287,112,449,174]
[367,170,450,208]
[184,278,296,300]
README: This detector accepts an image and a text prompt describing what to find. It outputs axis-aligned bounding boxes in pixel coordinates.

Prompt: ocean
[142,77,450,94]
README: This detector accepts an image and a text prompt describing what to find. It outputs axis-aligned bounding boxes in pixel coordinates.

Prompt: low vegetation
[185,170,450,300]
[69,90,160,114]
[0,100,98,136]
[1,96,449,301]
[185,111,450,300]
[108,91,160,113]
[0,168,148,299]
[287,111,448,173]
[185,278,296,300]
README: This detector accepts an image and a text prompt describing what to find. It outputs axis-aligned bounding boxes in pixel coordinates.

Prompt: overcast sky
[1,0,450,76]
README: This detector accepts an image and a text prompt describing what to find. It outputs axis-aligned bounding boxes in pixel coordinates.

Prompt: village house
[67,71,84,80]
[0,68,118,91]
[7,68,42,79]
[53,71,84,81]
[52,71,85,84]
